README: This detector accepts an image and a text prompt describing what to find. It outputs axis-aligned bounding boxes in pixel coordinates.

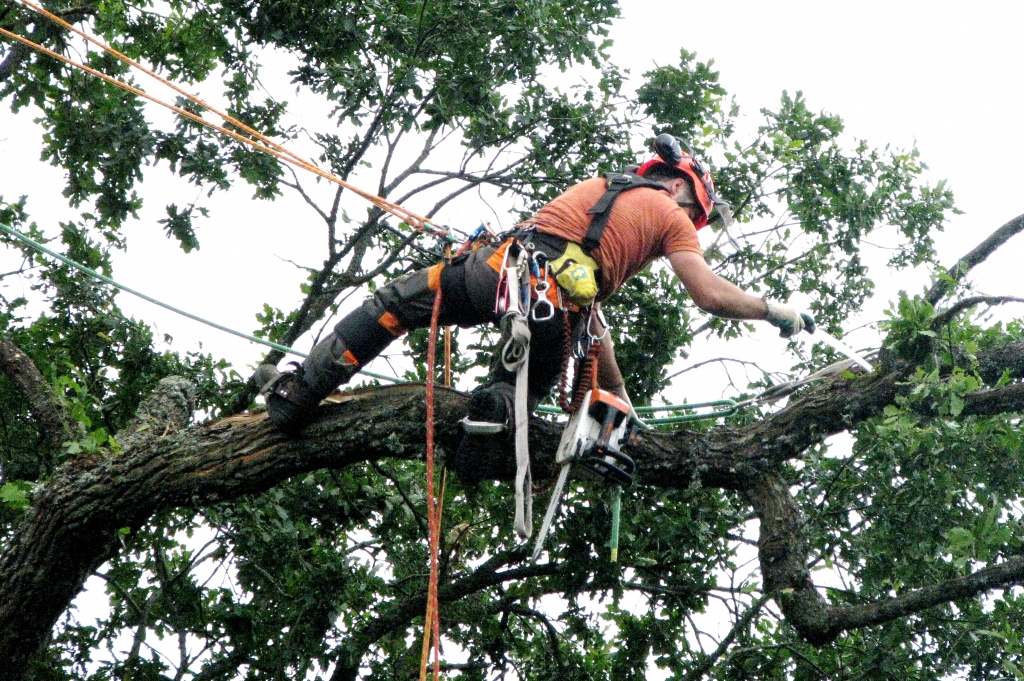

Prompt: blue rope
[0,221,404,384]
[0,221,766,421]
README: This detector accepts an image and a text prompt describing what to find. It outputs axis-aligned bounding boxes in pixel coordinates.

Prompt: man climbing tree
[252,134,816,447]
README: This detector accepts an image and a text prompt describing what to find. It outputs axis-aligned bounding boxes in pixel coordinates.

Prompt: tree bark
[925,212,1024,305]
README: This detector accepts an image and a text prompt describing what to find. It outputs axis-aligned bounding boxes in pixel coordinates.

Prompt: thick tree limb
[1,377,194,679]
[961,382,1024,417]
[826,554,1024,635]
[3,338,1024,678]
[926,213,1024,305]
[744,472,832,642]
[0,338,79,470]
[976,340,1024,384]
[747,465,1024,645]
[0,384,447,679]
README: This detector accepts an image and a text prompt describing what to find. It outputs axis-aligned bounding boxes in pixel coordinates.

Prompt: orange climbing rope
[1,1,447,237]
[420,268,446,680]
[3,9,458,672]
[559,327,602,413]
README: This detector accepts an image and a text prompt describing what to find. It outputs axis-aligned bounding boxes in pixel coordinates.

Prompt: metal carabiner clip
[573,333,592,359]
[494,244,514,316]
[495,244,527,318]
[531,294,555,322]
[586,305,608,342]
[530,260,555,322]
[495,268,513,316]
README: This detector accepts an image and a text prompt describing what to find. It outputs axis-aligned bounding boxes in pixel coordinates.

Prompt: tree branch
[976,340,1024,384]
[960,382,1024,417]
[931,295,1024,330]
[683,594,770,681]
[3,335,1024,677]
[826,554,1024,635]
[330,547,562,681]
[925,213,1024,305]
[0,376,194,679]
[0,5,96,83]
[0,338,80,473]
[0,39,31,83]
[368,461,429,539]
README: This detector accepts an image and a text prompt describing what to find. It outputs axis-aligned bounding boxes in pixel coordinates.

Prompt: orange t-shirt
[529,177,703,301]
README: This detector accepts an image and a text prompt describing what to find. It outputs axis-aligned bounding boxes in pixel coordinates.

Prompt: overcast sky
[613,0,1024,284]
[1,0,1022,394]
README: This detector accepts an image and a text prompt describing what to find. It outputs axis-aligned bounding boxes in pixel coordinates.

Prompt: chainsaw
[531,388,639,559]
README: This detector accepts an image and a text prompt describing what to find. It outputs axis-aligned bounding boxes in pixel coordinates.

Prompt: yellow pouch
[550,242,600,306]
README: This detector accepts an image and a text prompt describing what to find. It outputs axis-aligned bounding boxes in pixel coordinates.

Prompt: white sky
[615,0,1024,285]
[613,0,1024,398]
[0,0,1022,393]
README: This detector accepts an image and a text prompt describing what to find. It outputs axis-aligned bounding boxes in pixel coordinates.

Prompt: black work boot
[450,384,516,484]
[254,332,361,435]
[253,363,319,435]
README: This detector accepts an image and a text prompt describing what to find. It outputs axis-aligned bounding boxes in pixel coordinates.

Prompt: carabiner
[530,260,555,322]
[494,266,514,317]
[586,306,608,342]
[573,332,592,360]
[531,295,555,322]
[495,244,528,318]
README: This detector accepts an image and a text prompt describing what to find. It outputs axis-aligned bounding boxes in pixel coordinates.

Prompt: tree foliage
[1,1,1023,680]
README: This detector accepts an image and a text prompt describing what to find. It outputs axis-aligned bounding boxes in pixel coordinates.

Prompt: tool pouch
[550,242,600,306]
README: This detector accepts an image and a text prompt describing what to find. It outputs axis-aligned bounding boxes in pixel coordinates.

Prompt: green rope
[0,221,404,385]
[609,486,622,563]
[536,399,738,423]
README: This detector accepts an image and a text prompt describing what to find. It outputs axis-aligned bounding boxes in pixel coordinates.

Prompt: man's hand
[765,301,816,338]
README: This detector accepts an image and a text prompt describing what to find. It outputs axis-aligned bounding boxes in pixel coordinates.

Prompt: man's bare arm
[668,250,769,319]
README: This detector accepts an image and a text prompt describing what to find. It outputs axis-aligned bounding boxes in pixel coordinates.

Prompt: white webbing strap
[501,311,533,539]
[493,245,537,540]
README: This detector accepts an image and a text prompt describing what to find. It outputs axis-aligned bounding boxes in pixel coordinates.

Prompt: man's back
[531,177,703,300]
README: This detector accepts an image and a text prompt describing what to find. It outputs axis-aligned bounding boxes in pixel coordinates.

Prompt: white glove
[765,301,817,338]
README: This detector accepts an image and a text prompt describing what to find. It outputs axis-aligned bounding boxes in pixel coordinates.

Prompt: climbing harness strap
[475,233,598,541]
[581,173,672,255]
[507,310,533,540]
[490,243,536,539]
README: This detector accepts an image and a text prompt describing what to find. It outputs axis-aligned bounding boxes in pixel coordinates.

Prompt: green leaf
[950,393,965,417]
[0,481,31,510]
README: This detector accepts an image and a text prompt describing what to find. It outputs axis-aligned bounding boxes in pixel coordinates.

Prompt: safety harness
[466,172,664,543]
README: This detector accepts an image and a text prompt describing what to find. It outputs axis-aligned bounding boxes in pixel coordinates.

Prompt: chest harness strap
[580,172,672,255]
